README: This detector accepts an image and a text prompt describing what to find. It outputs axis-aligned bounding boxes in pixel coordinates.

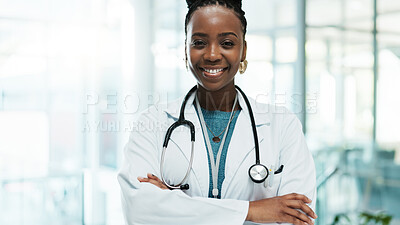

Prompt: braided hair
[185,0,247,38]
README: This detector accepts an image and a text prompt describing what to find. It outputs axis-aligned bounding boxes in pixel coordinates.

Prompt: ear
[185,43,187,60]
[241,40,247,62]
[184,39,189,69]
[185,38,189,61]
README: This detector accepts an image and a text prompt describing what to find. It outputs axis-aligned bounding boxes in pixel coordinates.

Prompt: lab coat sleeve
[118,109,249,225]
[277,112,317,211]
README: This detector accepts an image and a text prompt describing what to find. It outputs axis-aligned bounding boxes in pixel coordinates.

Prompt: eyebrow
[219,32,238,38]
[191,32,239,38]
[192,32,208,38]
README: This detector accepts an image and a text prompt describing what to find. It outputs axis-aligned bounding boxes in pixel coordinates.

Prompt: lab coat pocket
[263,172,282,198]
[252,172,283,200]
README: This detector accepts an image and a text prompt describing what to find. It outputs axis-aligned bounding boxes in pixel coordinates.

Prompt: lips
[204,68,224,74]
[200,67,228,78]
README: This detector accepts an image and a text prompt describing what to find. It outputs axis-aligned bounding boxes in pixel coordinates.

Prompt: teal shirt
[196,107,241,198]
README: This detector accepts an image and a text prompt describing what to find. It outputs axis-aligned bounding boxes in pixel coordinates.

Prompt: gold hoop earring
[239,60,248,74]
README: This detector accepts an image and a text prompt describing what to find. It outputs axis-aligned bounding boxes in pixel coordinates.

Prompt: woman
[118,0,317,224]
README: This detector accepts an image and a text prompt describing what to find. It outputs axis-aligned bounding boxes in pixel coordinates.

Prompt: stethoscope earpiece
[249,164,269,183]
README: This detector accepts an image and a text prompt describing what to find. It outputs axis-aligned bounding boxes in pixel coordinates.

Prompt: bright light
[0,111,49,177]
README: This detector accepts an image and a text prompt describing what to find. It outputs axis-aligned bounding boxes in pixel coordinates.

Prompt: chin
[199,81,235,93]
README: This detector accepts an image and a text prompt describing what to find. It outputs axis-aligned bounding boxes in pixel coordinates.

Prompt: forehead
[187,5,243,36]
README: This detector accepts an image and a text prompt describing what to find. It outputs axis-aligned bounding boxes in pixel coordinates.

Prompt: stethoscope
[160,85,270,193]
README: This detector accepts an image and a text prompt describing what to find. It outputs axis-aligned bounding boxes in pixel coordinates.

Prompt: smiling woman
[118,1,317,225]
[187,5,246,111]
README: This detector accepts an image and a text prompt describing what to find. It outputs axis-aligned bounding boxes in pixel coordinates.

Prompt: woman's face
[186,5,246,92]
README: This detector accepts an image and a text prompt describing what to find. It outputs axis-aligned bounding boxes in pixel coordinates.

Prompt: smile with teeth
[201,67,226,75]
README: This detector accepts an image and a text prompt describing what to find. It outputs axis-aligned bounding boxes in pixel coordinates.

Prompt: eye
[191,40,206,47]
[221,41,235,48]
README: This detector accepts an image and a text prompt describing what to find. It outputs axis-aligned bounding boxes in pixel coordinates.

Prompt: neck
[196,84,239,112]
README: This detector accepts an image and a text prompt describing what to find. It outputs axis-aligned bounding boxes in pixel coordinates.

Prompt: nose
[204,43,222,62]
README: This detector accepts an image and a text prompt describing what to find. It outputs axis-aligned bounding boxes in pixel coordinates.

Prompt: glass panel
[0,0,49,20]
[0,175,83,225]
[307,27,373,146]
[153,0,186,98]
[276,36,298,63]
[344,0,373,32]
[273,64,295,111]
[239,34,274,99]
[275,0,297,27]
[378,0,400,14]
[307,1,400,224]
[307,0,343,26]
[246,35,273,61]
[378,13,400,34]
[236,61,273,101]
[0,0,133,223]
[0,111,49,177]
[344,0,373,24]
[243,0,275,30]
[49,111,83,171]
[377,31,400,147]
[99,114,119,169]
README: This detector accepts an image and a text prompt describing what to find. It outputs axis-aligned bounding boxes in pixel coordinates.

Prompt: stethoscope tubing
[234,85,261,164]
[160,141,194,190]
[160,85,269,190]
[160,86,197,189]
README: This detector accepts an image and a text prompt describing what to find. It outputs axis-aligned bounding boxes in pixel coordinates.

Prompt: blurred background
[0,0,399,224]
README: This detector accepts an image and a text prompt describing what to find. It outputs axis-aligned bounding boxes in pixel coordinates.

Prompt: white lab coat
[118,90,316,225]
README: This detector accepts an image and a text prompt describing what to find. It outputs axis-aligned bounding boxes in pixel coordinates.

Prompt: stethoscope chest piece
[249,164,269,183]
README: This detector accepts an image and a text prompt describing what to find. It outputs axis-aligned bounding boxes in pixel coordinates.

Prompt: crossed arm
[138,173,317,225]
[122,108,317,225]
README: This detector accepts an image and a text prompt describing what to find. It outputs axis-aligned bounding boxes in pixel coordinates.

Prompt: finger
[287,200,317,219]
[146,174,170,190]
[280,213,308,225]
[147,173,162,182]
[145,177,167,189]
[138,176,164,187]
[287,215,311,225]
[137,176,149,182]
[153,180,168,190]
[286,212,313,225]
[156,182,169,190]
[282,193,312,203]
[285,208,314,225]
[146,174,167,187]
[146,174,164,185]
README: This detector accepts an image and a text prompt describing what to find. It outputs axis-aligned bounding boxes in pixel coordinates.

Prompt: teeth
[204,68,223,74]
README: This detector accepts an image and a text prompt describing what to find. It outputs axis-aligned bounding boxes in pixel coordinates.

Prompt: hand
[137,173,169,190]
[246,193,317,225]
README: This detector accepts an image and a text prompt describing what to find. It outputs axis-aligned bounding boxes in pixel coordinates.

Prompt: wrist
[246,201,254,221]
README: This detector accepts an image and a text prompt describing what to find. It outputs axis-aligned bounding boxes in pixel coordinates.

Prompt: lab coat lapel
[164,93,210,197]
[163,89,271,198]
[222,92,270,197]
